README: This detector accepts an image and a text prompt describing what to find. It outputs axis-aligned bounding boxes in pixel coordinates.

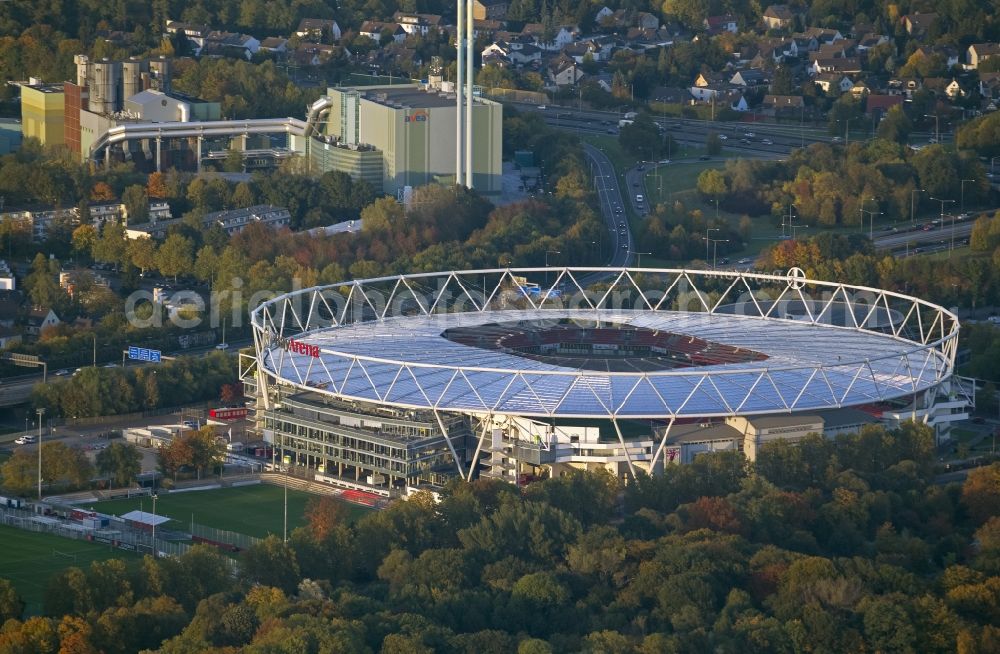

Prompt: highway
[0,339,250,409]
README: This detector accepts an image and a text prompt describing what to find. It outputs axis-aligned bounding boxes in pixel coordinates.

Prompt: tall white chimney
[455,0,465,186]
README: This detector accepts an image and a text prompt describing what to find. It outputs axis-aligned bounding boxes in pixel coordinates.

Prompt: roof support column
[651,415,677,472]
[466,415,493,481]
[433,409,467,480]
[610,417,637,481]
[196,135,203,173]
[155,136,162,172]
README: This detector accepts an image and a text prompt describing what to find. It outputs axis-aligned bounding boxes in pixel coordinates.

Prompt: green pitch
[0,524,138,616]
[92,483,371,539]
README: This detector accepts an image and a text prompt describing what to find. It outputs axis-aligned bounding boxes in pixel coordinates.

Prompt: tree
[876,105,912,143]
[122,184,149,224]
[0,579,25,623]
[697,168,727,198]
[127,236,158,273]
[706,132,722,155]
[223,149,244,173]
[619,113,663,160]
[240,535,301,593]
[72,224,98,260]
[24,252,62,308]
[304,496,348,541]
[95,442,142,488]
[91,182,116,201]
[92,221,129,270]
[147,172,168,199]
[231,182,256,208]
[962,463,1000,525]
[156,233,194,282]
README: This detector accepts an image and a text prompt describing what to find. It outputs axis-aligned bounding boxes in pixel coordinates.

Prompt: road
[582,143,632,270]
[873,218,975,254]
[0,339,250,408]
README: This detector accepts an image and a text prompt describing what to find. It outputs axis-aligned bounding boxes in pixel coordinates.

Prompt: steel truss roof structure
[250,268,959,421]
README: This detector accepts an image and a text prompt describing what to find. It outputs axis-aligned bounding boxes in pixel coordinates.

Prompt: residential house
[790,33,819,54]
[813,73,853,94]
[649,86,693,104]
[25,306,59,337]
[816,40,857,60]
[259,37,288,54]
[690,82,726,102]
[393,13,444,37]
[295,18,342,41]
[635,12,660,29]
[473,19,504,40]
[164,20,211,50]
[856,33,890,52]
[913,45,960,70]
[0,325,20,349]
[203,205,291,235]
[625,27,674,51]
[901,12,938,38]
[968,43,1000,69]
[850,80,871,98]
[0,261,12,292]
[730,69,769,88]
[473,0,509,21]
[762,94,804,117]
[865,94,904,118]
[201,31,260,59]
[594,6,614,25]
[887,77,923,99]
[979,72,1000,100]
[359,21,406,44]
[802,27,843,43]
[483,41,541,66]
[732,44,759,66]
[522,23,579,51]
[924,77,965,100]
[293,43,349,67]
[762,5,795,30]
[726,90,749,112]
[0,290,19,327]
[546,54,583,86]
[809,57,861,75]
[704,14,738,35]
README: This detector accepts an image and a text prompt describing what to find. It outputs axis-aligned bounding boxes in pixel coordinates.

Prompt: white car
[718,134,728,140]
[761,138,773,145]
[738,258,752,265]
[15,435,36,445]
[215,343,230,350]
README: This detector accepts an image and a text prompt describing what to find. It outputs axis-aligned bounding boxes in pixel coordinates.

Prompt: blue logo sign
[128,346,162,363]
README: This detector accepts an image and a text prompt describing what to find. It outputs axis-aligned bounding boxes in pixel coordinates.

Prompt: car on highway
[14,435,36,445]
[739,138,750,143]
[53,369,70,376]
[761,138,773,145]
[618,222,626,228]
[215,343,230,350]
[744,132,755,137]
[537,105,546,110]
[718,134,728,140]
[699,155,710,160]
[635,194,644,204]
[614,207,623,213]
[659,159,670,164]
[606,128,616,134]
[737,258,752,265]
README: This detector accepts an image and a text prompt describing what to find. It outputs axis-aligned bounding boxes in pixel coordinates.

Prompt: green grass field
[0,524,138,615]
[92,484,371,540]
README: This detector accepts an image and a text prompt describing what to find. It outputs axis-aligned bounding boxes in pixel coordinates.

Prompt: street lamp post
[151,492,158,558]
[545,249,560,287]
[92,333,97,367]
[838,117,852,147]
[910,188,925,227]
[36,407,44,500]
[929,197,956,253]
[961,178,976,217]
[860,208,883,240]
[859,198,879,239]
[703,237,729,269]
[991,156,1000,176]
[706,227,720,261]
[924,114,940,143]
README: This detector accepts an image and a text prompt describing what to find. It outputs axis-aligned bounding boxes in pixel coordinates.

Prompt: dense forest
[0,423,999,652]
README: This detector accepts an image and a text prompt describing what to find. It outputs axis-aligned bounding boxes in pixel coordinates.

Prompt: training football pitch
[0,524,138,615]
[92,483,371,539]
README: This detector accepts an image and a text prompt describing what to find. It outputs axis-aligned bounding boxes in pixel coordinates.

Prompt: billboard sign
[209,407,249,421]
[128,346,161,363]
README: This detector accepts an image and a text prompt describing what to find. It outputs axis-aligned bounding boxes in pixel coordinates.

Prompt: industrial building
[20,81,65,147]
[307,83,503,196]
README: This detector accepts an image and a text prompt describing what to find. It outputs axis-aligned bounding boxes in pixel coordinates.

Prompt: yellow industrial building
[19,82,65,147]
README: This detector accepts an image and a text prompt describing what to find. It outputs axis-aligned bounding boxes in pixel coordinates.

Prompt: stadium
[242,267,967,493]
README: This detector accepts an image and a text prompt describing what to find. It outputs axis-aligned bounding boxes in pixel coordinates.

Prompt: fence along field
[0,524,139,615]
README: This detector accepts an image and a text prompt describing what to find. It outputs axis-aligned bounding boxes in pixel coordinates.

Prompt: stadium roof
[254,270,957,418]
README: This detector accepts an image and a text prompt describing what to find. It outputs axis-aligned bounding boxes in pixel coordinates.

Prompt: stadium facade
[243,268,969,494]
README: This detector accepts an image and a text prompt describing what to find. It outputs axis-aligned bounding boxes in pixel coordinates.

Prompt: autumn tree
[156,233,194,282]
[962,462,1000,524]
[95,442,142,488]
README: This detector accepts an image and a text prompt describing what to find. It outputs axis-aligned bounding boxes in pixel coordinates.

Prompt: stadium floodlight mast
[36,407,44,500]
[455,0,476,189]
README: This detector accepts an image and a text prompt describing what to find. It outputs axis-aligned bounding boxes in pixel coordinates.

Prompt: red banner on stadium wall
[209,407,248,420]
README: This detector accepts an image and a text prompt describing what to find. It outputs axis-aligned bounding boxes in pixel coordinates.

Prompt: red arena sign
[209,407,249,420]
[270,335,320,358]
